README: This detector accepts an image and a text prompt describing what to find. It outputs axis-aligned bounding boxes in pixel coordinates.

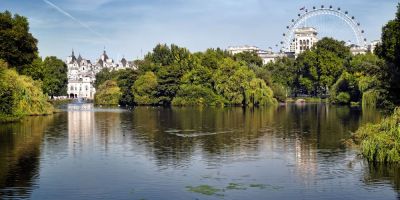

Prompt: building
[291,27,318,56]
[258,49,287,64]
[227,45,260,55]
[66,49,135,99]
[367,40,380,53]
[227,46,286,64]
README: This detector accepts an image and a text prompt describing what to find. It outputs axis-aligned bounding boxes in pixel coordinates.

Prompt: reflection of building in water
[294,139,318,184]
[68,104,95,153]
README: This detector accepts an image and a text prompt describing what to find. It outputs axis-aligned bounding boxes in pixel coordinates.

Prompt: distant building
[66,49,136,99]
[227,46,285,64]
[349,45,367,55]
[367,40,380,53]
[291,27,318,56]
[258,49,287,64]
[227,45,260,55]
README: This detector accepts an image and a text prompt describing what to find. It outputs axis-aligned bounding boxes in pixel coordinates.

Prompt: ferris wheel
[280,5,367,52]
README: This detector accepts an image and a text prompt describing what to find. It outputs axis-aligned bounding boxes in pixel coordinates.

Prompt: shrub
[335,92,351,104]
[94,80,122,105]
[354,107,400,163]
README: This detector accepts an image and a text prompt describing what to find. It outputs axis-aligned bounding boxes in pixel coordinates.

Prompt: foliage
[94,80,122,105]
[132,71,159,105]
[330,72,360,104]
[244,78,277,106]
[95,68,138,106]
[233,51,263,67]
[335,92,351,105]
[354,107,400,163]
[0,60,53,122]
[293,38,347,96]
[374,3,400,106]
[21,56,68,98]
[0,11,38,72]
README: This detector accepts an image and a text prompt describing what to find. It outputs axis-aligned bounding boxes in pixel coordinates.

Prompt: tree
[115,69,138,106]
[41,56,68,98]
[0,11,38,72]
[244,78,277,106]
[132,71,159,105]
[233,51,263,67]
[375,3,400,105]
[94,80,122,105]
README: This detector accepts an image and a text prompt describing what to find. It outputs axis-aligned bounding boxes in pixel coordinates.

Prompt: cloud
[42,0,109,44]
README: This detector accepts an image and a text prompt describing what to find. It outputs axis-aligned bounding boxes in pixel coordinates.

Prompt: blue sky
[0,0,398,61]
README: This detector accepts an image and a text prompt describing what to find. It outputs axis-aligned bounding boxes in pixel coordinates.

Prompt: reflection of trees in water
[128,105,382,170]
[0,115,57,199]
[364,162,400,196]
[130,106,278,167]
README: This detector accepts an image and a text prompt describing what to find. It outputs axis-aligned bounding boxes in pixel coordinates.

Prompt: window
[70,86,73,91]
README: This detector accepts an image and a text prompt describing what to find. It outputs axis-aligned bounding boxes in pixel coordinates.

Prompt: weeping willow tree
[0,60,54,122]
[362,90,380,109]
[244,78,277,106]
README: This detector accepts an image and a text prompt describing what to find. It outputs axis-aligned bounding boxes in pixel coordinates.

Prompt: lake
[0,104,399,199]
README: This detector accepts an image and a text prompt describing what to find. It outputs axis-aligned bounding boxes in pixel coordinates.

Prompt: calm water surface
[0,104,399,200]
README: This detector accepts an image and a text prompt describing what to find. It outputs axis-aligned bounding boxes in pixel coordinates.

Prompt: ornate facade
[66,49,135,99]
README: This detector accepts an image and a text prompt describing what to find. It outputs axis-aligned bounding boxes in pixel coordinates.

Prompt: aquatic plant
[186,185,221,196]
[354,107,400,163]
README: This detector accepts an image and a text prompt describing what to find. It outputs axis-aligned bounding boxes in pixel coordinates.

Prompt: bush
[172,84,226,106]
[0,60,54,122]
[94,80,122,105]
[354,107,400,163]
[335,92,351,104]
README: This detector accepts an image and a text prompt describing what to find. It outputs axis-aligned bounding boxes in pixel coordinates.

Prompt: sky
[0,0,398,61]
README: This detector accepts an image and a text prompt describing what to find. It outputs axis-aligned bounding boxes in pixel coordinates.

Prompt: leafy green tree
[94,80,122,105]
[132,71,159,105]
[213,58,255,104]
[0,11,38,72]
[244,78,277,106]
[233,51,263,67]
[375,3,400,105]
[41,56,68,98]
[115,69,138,106]
[330,72,360,104]
[0,60,53,121]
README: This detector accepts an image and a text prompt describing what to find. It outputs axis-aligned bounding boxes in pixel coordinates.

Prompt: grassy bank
[353,107,400,163]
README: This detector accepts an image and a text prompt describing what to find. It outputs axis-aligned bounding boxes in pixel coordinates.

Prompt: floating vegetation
[249,183,267,189]
[249,183,283,190]
[186,182,282,197]
[186,185,221,196]
[226,183,247,190]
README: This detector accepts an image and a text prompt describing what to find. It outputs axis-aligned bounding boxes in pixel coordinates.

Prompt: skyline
[0,0,398,61]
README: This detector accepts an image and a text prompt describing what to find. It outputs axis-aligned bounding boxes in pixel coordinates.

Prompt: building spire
[72,48,75,56]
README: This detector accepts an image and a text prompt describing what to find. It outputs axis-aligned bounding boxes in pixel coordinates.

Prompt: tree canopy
[0,11,38,72]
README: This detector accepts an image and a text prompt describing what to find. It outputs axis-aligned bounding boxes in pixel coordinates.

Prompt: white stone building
[66,50,135,99]
[291,27,318,56]
[227,46,286,64]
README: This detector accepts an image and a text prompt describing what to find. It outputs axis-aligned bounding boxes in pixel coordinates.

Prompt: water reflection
[0,104,399,199]
[0,115,58,199]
